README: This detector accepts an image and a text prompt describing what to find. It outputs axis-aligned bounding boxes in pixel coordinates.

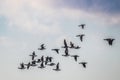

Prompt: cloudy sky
[0,0,120,80]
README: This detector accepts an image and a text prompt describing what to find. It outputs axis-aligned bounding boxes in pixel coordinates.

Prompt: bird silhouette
[78,24,85,29]
[36,59,41,63]
[71,55,79,62]
[38,44,46,50]
[79,62,87,68]
[53,63,61,71]
[47,57,53,62]
[62,48,70,57]
[29,51,37,60]
[38,62,45,68]
[47,63,56,66]
[104,38,115,46]
[74,46,81,49]
[41,56,44,62]
[51,49,60,54]
[76,34,85,42]
[25,62,31,69]
[18,63,25,69]
[31,60,37,67]
[62,39,69,48]
[45,56,51,65]
[69,41,75,48]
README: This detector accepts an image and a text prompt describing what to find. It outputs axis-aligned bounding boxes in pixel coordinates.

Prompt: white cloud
[0,0,63,36]
[0,0,119,37]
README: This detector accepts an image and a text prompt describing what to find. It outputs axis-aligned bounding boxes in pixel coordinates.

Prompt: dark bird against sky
[38,44,46,50]
[79,62,87,68]
[76,34,85,42]
[51,49,60,54]
[53,63,61,71]
[29,51,37,60]
[104,38,115,46]
[78,24,85,29]
[71,55,79,62]
[18,63,26,69]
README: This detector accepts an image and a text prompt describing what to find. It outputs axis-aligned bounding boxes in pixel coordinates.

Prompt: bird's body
[36,59,41,63]
[79,62,87,68]
[41,56,44,62]
[52,49,60,54]
[62,39,69,48]
[47,63,56,66]
[38,62,45,68]
[18,63,25,69]
[62,48,70,57]
[76,34,85,42]
[31,60,37,67]
[104,38,115,46]
[53,63,61,71]
[25,62,31,69]
[38,44,46,50]
[78,24,85,29]
[46,56,53,62]
[71,55,79,62]
[74,46,81,49]
[69,41,75,48]
[29,51,37,60]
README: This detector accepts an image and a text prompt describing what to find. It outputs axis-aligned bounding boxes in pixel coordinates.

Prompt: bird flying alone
[104,38,115,46]
[38,44,46,50]
[78,24,85,29]
[76,34,85,42]
[51,49,60,54]
[71,55,79,62]
[79,62,87,68]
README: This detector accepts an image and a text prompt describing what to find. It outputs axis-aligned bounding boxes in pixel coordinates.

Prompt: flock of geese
[18,24,115,71]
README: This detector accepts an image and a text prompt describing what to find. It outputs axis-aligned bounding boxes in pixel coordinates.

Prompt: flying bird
[38,62,45,69]
[36,59,41,63]
[76,34,85,42]
[24,62,31,69]
[53,63,61,71]
[47,63,56,66]
[71,55,79,62]
[62,48,70,57]
[79,62,87,68]
[78,24,85,29]
[29,51,37,60]
[45,56,50,65]
[62,39,69,48]
[45,56,53,62]
[74,46,81,49]
[18,63,25,69]
[38,44,46,50]
[51,49,60,54]
[69,41,75,48]
[40,56,45,62]
[104,38,115,46]
[31,60,37,67]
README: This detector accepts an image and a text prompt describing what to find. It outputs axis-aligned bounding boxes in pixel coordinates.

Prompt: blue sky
[0,0,120,80]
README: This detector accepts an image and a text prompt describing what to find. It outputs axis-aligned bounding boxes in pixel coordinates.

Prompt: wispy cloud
[52,0,120,15]
[0,0,63,35]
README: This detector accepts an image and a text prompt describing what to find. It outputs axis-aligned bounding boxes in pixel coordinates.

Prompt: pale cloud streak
[0,0,119,37]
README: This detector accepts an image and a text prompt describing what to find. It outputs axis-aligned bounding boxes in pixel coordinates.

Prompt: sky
[0,0,120,80]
